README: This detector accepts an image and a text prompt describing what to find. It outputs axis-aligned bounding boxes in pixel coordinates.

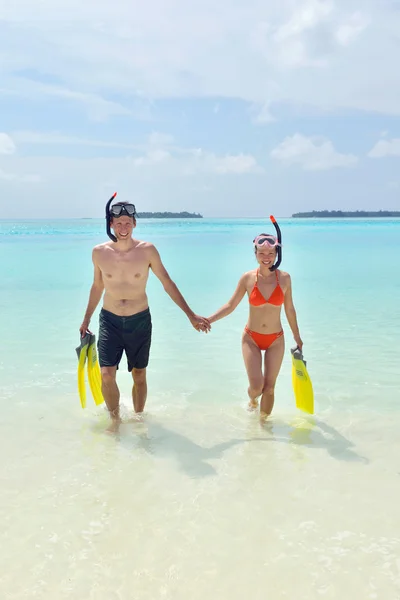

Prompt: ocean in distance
[1,216,399,599]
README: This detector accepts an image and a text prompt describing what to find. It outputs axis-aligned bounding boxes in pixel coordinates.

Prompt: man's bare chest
[99,252,150,283]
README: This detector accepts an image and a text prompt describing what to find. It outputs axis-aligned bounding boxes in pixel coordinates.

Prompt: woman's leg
[260,334,285,419]
[242,330,264,409]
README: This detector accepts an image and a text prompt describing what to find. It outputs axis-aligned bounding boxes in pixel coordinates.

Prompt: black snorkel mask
[105,192,137,242]
[253,215,282,272]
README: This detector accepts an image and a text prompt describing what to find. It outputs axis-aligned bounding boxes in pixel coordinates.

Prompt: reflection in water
[85,406,369,480]
[287,416,369,464]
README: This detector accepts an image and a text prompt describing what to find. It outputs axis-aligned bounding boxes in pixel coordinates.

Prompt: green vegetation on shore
[292,210,400,218]
[137,211,203,218]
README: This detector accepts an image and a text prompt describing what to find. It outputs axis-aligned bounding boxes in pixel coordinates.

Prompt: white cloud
[251,102,276,124]
[0,133,16,154]
[130,143,260,175]
[133,149,171,167]
[335,11,370,46]
[271,0,335,67]
[147,132,175,147]
[270,133,358,170]
[212,154,261,174]
[368,138,400,158]
[1,78,142,121]
[3,129,260,175]
[0,0,398,119]
[11,130,139,149]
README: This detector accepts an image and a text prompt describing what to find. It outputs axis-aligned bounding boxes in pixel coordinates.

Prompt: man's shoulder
[92,241,112,253]
[134,239,154,249]
[134,239,158,254]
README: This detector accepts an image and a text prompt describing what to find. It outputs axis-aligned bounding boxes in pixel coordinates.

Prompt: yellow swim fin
[75,332,90,408]
[291,346,314,415]
[87,333,105,407]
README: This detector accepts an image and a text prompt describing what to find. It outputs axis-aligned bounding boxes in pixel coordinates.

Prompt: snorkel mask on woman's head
[253,215,282,271]
[253,233,280,248]
[105,192,137,242]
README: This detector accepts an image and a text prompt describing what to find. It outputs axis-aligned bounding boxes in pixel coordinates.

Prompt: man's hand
[189,314,211,333]
[79,319,92,337]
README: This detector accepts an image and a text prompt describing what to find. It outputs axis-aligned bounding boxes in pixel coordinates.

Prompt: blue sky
[1,0,400,218]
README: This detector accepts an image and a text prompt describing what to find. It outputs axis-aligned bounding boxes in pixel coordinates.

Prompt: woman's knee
[249,377,264,398]
[263,381,276,396]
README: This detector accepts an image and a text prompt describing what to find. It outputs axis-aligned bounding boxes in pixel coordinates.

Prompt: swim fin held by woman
[207,215,304,421]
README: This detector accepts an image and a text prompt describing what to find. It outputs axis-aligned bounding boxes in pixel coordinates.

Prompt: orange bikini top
[249,269,284,307]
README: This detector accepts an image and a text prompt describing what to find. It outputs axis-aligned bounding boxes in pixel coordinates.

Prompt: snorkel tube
[105,192,117,242]
[269,215,282,272]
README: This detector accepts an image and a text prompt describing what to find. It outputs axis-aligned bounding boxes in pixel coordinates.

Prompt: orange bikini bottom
[244,326,284,350]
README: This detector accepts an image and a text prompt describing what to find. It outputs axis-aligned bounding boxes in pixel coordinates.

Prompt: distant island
[137,211,203,219]
[292,210,400,218]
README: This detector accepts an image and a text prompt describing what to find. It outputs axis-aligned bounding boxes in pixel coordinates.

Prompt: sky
[1,0,400,218]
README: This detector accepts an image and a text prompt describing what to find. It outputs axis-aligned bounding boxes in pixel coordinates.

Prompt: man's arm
[149,244,210,331]
[79,248,105,335]
[283,273,303,349]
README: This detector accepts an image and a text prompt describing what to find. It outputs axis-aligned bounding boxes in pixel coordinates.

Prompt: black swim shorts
[98,307,152,371]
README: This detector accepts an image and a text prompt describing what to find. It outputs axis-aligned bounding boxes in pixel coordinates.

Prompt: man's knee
[101,366,117,384]
[132,367,147,384]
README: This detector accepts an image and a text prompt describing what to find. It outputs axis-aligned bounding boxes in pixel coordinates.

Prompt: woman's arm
[208,274,247,324]
[283,274,303,349]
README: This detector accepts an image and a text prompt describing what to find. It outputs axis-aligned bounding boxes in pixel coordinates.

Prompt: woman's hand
[294,335,303,351]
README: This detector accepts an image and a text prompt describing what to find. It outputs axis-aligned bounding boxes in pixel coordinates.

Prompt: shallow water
[1,217,400,598]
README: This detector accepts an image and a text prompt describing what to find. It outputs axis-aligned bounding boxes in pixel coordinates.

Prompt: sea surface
[1,217,399,599]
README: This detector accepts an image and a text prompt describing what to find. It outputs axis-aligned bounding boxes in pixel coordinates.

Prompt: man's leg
[125,308,152,414]
[100,365,120,419]
[97,309,124,421]
[131,368,148,413]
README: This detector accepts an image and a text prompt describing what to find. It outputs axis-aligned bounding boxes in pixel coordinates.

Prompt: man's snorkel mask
[105,192,137,242]
[253,215,282,272]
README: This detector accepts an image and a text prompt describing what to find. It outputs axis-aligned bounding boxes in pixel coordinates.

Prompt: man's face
[111,216,135,240]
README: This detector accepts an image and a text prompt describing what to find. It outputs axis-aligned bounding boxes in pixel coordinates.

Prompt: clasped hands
[189,313,212,333]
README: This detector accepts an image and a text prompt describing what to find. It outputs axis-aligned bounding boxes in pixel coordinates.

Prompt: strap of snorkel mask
[269,215,282,272]
[105,192,118,242]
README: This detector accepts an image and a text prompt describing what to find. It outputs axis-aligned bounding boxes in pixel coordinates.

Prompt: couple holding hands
[79,196,303,423]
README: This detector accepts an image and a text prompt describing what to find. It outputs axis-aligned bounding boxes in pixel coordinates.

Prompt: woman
[207,217,303,420]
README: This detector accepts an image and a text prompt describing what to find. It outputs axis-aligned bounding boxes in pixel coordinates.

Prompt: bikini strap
[275,270,279,284]
[255,268,259,285]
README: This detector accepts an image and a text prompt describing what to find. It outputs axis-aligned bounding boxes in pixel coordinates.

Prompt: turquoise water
[1,217,399,412]
[1,218,400,599]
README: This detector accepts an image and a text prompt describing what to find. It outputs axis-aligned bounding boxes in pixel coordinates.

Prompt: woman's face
[255,246,276,268]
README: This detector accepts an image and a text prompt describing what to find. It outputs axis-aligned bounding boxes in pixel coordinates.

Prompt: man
[79,197,210,422]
